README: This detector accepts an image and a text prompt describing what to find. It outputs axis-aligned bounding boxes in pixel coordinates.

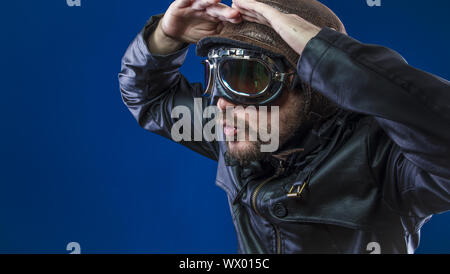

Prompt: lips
[223,125,237,136]
[222,121,237,137]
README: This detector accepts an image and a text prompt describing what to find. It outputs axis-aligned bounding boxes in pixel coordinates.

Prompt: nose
[217,97,236,112]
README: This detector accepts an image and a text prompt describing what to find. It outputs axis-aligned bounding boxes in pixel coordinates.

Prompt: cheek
[234,108,258,124]
[276,96,303,133]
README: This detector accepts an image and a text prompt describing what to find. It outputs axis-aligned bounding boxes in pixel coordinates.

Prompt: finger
[241,13,268,26]
[206,3,240,18]
[231,5,252,17]
[233,0,278,18]
[241,14,259,24]
[207,3,239,18]
[174,0,193,9]
[206,3,242,23]
[191,10,222,22]
[232,5,261,22]
[233,0,277,26]
[233,0,261,8]
[233,0,258,11]
[227,16,242,24]
[231,2,259,19]
[191,0,221,10]
[214,13,241,24]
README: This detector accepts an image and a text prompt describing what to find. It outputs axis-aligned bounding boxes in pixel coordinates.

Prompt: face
[216,80,306,164]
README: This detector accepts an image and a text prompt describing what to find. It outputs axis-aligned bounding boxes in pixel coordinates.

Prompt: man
[119,0,450,253]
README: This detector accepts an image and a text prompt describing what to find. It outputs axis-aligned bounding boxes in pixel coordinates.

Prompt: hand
[160,0,242,44]
[232,0,322,55]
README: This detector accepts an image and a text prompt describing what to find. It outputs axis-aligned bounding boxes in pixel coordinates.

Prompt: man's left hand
[232,0,322,55]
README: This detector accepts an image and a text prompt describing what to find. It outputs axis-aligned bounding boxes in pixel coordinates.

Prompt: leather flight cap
[196,0,346,69]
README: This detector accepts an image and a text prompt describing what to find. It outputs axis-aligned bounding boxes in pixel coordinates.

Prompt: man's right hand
[148,0,242,55]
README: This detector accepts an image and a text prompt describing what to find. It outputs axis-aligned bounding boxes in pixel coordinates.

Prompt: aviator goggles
[202,48,295,106]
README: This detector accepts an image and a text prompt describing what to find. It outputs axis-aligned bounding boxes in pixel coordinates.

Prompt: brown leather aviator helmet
[196,0,347,124]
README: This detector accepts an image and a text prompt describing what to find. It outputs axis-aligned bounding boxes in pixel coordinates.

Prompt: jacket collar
[224,109,357,176]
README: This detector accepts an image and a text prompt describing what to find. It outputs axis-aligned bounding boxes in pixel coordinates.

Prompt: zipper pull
[286,172,311,198]
[287,181,307,198]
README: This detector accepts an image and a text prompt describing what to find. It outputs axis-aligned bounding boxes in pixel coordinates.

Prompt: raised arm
[232,0,450,217]
[298,27,450,217]
[118,1,242,161]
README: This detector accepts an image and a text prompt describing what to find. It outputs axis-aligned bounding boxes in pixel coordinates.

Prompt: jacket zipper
[251,160,285,254]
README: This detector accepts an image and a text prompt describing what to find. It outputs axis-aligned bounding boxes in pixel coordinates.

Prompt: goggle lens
[219,59,270,95]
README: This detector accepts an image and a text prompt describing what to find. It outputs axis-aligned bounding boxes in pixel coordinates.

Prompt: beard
[226,136,270,165]
[223,90,306,165]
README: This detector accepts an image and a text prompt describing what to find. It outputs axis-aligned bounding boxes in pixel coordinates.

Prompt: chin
[227,140,251,152]
[226,140,264,163]
[227,140,246,148]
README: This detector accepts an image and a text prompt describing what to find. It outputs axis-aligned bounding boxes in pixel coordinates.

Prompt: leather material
[196,0,346,69]
[196,0,346,126]
[118,15,450,253]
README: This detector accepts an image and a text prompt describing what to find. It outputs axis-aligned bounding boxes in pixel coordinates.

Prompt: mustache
[216,109,249,130]
[221,117,247,129]
[216,111,271,141]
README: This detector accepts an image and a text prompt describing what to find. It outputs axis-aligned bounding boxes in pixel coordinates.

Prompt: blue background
[0,0,449,254]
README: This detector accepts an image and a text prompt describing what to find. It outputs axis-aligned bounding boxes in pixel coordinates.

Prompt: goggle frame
[202,47,295,105]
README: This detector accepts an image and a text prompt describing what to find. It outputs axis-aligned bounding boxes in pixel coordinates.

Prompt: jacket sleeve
[118,14,219,161]
[297,27,450,218]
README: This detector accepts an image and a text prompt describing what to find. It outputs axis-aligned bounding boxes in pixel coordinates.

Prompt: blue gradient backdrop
[0,0,448,253]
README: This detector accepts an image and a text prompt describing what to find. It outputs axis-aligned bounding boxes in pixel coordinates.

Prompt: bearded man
[119,0,450,253]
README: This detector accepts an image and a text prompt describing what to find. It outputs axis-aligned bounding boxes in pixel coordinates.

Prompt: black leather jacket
[119,15,450,254]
